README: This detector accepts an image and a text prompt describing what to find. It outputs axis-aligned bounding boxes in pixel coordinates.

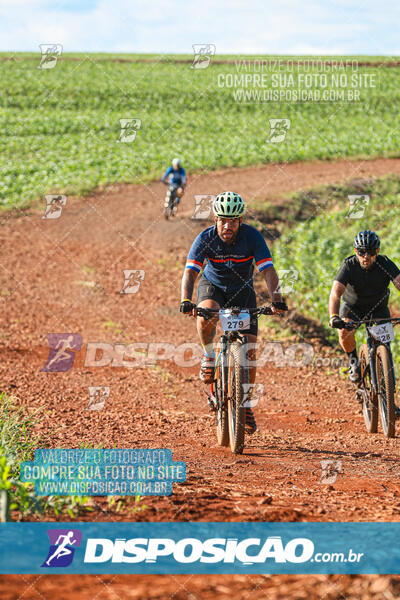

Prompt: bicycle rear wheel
[359,343,378,433]
[227,341,248,454]
[376,344,395,438]
[215,363,229,447]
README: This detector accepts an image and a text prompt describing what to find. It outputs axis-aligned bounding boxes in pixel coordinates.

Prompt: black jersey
[335,254,400,310]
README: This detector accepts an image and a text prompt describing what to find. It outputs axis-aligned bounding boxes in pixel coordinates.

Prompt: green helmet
[213,191,245,218]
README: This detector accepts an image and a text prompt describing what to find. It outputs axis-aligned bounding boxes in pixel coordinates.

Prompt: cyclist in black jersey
[328,230,400,382]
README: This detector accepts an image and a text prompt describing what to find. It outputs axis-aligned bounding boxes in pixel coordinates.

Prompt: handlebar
[162,180,181,187]
[343,317,400,330]
[194,304,282,320]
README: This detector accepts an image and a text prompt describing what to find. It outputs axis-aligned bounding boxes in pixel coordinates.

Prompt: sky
[0,0,399,55]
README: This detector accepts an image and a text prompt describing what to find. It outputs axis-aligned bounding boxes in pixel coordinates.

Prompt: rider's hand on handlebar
[270,301,288,314]
[180,300,195,316]
[343,320,357,331]
[329,315,356,330]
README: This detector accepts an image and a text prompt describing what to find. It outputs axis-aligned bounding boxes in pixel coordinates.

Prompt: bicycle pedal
[207,395,217,412]
[354,387,363,404]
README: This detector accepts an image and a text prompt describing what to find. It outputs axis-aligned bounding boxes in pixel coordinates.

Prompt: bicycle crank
[207,392,217,412]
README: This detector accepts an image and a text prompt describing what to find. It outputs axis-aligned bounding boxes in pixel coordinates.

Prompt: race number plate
[368,322,395,343]
[219,309,251,331]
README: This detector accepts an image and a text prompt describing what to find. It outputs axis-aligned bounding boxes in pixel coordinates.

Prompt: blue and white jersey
[162,166,186,186]
[185,224,273,292]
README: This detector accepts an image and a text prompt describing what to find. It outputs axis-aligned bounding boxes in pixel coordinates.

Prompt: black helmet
[354,230,380,250]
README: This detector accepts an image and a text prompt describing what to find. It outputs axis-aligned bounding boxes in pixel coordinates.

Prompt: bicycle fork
[367,337,378,393]
[367,338,397,393]
[207,335,227,411]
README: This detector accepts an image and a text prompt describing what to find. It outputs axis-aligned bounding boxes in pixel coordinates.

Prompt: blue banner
[0,522,399,574]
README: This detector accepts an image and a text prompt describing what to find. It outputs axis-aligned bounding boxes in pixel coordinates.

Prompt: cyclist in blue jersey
[161,157,186,204]
[180,191,288,433]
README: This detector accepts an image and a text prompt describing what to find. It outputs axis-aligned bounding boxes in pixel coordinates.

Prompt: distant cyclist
[161,158,186,204]
[329,230,400,382]
[180,191,287,433]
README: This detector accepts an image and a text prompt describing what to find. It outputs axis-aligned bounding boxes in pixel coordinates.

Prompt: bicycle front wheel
[227,341,248,454]
[359,343,378,433]
[164,195,171,220]
[376,344,395,438]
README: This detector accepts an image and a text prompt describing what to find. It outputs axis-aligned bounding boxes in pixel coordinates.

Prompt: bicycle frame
[196,306,267,410]
[194,304,286,452]
[214,331,248,397]
[167,184,179,199]
[164,184,179,219]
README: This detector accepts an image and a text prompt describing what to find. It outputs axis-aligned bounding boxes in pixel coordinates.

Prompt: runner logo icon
[346,195,370,219]
[191,44,216,69]
[118,119,141,143]
[42,195,67,219]
[42,529,82,567]
[120,269,145,294]
[267,118,291,143]
[275,268,298,294]
[191,195,215,220]
[41,333,82,372]
[87,386,110,410]
[38,44,63,69]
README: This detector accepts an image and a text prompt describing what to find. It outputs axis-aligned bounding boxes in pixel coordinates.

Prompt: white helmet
[172,157,180,167]
[213,191,245,218]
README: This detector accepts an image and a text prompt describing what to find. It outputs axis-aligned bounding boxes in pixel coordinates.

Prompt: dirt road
[1,157,400,598]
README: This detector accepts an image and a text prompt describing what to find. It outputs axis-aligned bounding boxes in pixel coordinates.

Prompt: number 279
[227,320,243,329]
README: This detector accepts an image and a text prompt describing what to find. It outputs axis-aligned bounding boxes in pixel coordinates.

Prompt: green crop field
[274,175,400,368]
[1,53,400,208]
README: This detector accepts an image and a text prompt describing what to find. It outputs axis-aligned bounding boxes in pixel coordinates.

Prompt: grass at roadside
[0,393,94,520]
[0,395,151,521]
[1,54,400,209]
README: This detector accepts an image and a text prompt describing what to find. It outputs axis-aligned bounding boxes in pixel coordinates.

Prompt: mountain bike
[195,305,276,454]
[163,183,180,220]
[350,317,400,438]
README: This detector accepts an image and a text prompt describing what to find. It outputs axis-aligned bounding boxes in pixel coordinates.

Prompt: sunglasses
[356,248,377,257]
